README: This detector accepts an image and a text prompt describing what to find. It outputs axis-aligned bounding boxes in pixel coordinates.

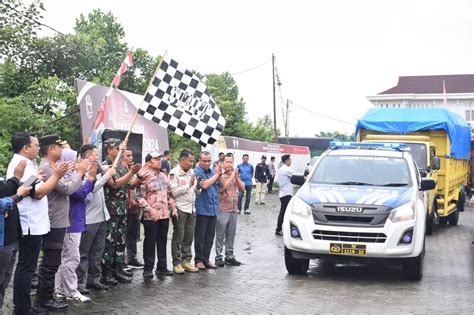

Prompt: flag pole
[84,47,134,144]
[112,51,167,168]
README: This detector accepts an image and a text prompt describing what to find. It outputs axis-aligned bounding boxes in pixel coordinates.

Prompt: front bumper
[283,213,424,259]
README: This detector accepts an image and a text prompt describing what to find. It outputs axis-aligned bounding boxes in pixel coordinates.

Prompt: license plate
[329,243,367,256]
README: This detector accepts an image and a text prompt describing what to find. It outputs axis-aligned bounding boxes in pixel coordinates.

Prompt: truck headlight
[388,202,415,223]
[290,196,311,219]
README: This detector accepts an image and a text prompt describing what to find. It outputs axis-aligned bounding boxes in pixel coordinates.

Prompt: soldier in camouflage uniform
[102,139,141,284]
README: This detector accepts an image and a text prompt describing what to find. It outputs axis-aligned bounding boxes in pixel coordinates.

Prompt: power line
[0,1,66,36]
[288,100,355,126]
[230,58,271,75]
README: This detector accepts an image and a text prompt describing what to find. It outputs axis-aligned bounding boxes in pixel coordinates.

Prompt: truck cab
[283,142,435,280]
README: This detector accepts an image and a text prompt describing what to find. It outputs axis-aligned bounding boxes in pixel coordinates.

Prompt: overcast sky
[39,0,473,136]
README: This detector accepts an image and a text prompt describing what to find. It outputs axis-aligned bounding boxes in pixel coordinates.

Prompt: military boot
[113,265,132,283]
[117,264,133,277]
[102,265,118,285]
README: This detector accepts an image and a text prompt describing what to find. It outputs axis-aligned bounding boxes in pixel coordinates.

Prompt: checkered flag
[137,55,226,146]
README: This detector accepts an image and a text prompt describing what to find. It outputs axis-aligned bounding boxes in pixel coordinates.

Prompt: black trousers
[126,212,140,263]
[0,241,18,308]
[13,234,42,314]
[36,228,65,302]
[194,214,217,264]
[268,175,275,193]
[142,219,169,272]
[276,195,292,232]
[237,185,252,211]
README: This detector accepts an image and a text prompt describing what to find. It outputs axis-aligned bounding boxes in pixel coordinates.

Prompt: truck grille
[312,230,387,243]
[311,204,390,227]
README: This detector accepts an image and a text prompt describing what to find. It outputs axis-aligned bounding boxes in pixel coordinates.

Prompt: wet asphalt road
[3,192,473,314]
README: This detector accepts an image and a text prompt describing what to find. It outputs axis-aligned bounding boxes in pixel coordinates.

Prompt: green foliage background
[0,0,334,173]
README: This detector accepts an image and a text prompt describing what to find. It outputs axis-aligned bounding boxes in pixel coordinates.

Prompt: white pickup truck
[283,142,436,280]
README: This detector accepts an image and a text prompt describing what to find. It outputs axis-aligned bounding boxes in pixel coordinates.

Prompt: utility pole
[272,53,278,143]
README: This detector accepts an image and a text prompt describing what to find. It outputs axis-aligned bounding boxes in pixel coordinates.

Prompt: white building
[367,75,474,126]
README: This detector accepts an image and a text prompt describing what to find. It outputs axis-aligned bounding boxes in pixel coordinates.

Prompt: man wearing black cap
[34,134,91,312]
[102,138,141,284]
[136,152,177,278]
[254,155,270,205]
[6,132,70,314]
[275,154,294,236]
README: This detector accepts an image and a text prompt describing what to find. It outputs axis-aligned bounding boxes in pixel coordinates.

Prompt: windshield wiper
[382,183,409,187]
[334,181,374,186]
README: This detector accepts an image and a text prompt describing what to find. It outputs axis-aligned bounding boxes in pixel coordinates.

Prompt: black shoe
[215,258,225,267]
[116,264,133,277]
[86,281,109,290]
[155,269,174,276]
[36,298,68,312]
[78,284,90,294]
[127,259,145,269]
[275,230,283,236]
[143,269,154,278]
[113,271,132,283]
[102,275,118,285]
[225,257,242,266]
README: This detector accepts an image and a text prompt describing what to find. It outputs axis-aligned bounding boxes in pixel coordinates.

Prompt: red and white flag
[85,49,133,144]
[443,80,448,106]
[112,50,133,87]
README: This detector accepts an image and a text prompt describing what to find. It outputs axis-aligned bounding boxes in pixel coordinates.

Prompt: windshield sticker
[339,156,404,163]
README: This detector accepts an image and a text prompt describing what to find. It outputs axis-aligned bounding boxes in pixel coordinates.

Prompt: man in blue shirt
[194,151,223,270]
[236,154,254,214]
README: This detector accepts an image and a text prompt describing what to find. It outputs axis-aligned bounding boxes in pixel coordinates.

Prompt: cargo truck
[356,108,471,235]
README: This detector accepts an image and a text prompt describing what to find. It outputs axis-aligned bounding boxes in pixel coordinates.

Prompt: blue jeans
[238,185,252,211]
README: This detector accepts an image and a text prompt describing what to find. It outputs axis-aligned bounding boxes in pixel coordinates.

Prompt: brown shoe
[195,262,206,270]
[204,262,217,269]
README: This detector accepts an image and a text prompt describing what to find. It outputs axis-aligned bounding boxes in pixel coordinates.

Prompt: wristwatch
[136,173,144,180]
[14,194,23,203]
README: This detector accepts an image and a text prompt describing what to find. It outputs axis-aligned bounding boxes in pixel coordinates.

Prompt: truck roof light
[329,141,408,151]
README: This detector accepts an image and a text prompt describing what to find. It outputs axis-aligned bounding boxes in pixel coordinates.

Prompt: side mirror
[291,175,306,186]
[431,157,440,170]
[420,178,436,191]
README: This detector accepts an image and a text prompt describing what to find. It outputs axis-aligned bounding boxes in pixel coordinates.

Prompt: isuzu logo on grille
[336,206,364,213]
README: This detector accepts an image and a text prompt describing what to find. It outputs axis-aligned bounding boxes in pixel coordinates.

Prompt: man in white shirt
[275,155,294,236]
[6,132,68,314]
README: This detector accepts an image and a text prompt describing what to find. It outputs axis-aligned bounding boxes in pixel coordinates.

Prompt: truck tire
[447,208,459,226]
[402,241,425,281]
[284,246,309,275]
[439,216,448,226]
[426,201,436,236]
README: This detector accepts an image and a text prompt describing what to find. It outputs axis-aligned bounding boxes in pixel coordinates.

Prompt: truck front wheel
[284,247,309,275]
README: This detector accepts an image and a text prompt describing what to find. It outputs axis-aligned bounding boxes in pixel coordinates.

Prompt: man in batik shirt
[136,152,177,278]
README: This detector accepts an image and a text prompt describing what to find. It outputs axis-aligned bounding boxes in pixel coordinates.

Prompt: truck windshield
[311,155,412,187]
[404,143,427,169]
